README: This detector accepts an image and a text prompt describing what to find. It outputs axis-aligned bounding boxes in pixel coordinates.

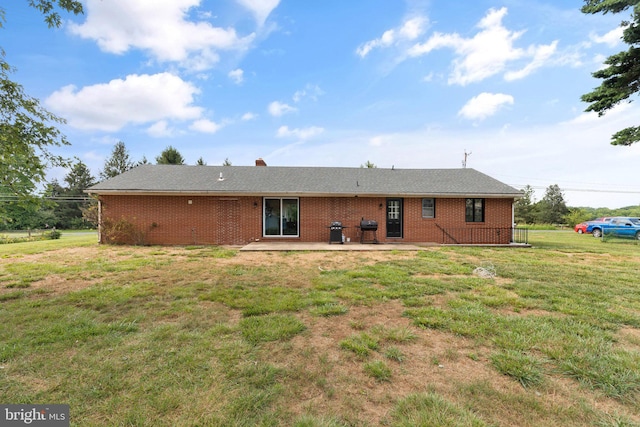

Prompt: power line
[493,172,640,196]
[0,196,93,202]
[508,184,640,195]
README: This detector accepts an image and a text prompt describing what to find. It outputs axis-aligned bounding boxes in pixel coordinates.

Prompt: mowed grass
[0,231,639,426]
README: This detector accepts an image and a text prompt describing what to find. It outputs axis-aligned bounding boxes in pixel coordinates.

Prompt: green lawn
[0,231,638,426]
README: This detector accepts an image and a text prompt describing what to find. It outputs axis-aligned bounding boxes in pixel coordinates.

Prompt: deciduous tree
[565,208,591,228]
[21,1,83,28]
[0,1,83,221]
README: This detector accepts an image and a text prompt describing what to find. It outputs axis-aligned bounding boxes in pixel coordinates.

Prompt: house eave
[85,189,521,199]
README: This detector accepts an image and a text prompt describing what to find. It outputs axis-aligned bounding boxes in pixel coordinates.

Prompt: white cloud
[90,135,122,146]
[242,112,257,121]
[590,26,624,47]
[458,92,514,121]
[268,101,297,117]
[593,53,607,65]
[369,136,386,147]
[563,102,632,126]
[69,0,255,71]
[265,85,323,121]
[505,41,558,81]
[147,120,177,138]
[228,68,244,84]
[83,150,104,162]
[190,119,223,134]
[408,7,557,85]
[422,72,435,82]
[235,0,280,26]
[45,73,203,131]
[356,16,427,57]
[292,84,324,103]
[276,125,324,139]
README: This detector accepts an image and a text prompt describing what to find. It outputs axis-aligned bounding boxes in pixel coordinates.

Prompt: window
[388,200,401,220]
[264,198,299,237]
[422,198,435,218]
[465,198,484,222]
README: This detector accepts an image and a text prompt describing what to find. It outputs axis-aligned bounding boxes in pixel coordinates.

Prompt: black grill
[358,219,378,244]
[329,221,345,244]
[360,220,378,231]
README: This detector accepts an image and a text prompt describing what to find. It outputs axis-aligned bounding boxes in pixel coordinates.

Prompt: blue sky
[3,0,640,208]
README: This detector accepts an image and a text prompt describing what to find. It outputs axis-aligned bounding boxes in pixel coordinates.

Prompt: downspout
[98,198,103,244]
[511,200,515,243]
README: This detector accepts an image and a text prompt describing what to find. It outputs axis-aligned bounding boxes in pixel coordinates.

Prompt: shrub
[46,229,62,240]
[101,218,145,245]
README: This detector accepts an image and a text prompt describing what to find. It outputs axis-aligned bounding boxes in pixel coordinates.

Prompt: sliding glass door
[264,198,299,237]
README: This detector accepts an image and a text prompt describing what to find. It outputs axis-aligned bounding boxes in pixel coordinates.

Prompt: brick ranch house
[85,161,524,246]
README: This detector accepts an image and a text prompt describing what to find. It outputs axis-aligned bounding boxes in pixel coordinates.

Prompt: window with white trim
[422,198,435,218]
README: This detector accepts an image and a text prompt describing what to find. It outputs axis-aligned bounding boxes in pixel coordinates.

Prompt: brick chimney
[255,158,267,166]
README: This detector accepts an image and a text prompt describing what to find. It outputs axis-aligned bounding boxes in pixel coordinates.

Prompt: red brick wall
[98,195,515,245]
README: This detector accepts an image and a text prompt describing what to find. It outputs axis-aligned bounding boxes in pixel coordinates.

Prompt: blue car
[585,217,614,234]
[590,217,640,239]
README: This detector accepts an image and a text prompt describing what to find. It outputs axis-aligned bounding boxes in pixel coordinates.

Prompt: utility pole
[462,150,472,168]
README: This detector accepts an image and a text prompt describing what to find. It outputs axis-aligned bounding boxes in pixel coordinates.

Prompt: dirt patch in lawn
[26,275,101,296]
[617,327,640,350]
[281,301,531,425]
[0,246,414,298]
[279,300,640,425]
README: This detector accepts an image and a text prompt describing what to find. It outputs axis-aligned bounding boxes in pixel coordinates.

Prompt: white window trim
[422,198,435,218]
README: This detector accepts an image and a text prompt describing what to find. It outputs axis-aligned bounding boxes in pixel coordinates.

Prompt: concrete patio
[240,241,432,251]
[239,241,530,251]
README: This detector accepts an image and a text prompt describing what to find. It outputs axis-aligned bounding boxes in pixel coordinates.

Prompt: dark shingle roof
[86,165,522,198]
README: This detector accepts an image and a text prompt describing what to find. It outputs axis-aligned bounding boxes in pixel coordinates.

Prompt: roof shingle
[86,165,522,198]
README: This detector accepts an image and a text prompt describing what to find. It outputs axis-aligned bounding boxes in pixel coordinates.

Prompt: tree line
[0,143,229,230]
[514,184,640,227]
